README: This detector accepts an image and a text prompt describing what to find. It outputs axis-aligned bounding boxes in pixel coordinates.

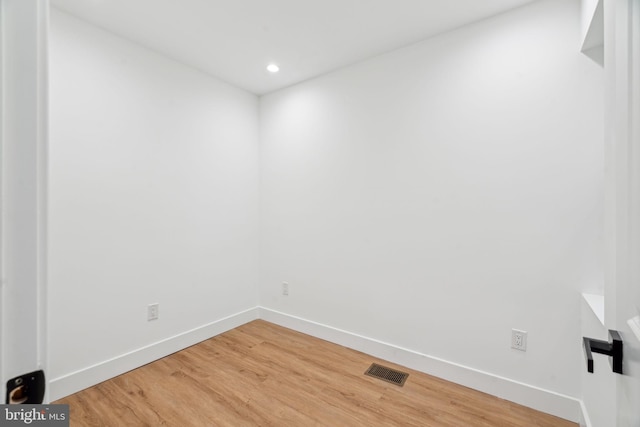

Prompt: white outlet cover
[511,329,527,351]
[148,303,159,321]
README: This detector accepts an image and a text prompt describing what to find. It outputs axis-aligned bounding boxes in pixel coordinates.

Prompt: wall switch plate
[282,282,289,296]
[511,329,527,351]
[148,303,159,321]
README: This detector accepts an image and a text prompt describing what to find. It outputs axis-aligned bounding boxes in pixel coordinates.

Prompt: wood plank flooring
[55,320,577,426]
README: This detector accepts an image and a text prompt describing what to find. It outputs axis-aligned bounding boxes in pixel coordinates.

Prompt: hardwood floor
[55,320,577,426]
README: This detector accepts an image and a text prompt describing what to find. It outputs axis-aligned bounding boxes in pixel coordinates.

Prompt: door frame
[0,0,49,403]
[604,0,640,425]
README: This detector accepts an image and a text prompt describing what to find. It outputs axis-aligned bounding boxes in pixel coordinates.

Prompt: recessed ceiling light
[267,63,280,73]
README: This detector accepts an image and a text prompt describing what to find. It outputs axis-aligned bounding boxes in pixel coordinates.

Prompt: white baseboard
[48,307,259,402]
[579,400,592,427]
[258,306,583,423]
[48,305,587,424]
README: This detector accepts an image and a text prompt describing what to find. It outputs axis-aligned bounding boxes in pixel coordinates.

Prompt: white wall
[48,9,260,397]
[260,0,603,402]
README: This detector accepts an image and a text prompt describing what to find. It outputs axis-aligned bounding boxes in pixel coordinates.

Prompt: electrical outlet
[511,329,527,351]
[282,282,289,296]
[148,303,159,321]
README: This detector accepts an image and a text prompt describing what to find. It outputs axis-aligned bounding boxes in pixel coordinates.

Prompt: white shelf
[583,293,605,326]
[580,0,604,65]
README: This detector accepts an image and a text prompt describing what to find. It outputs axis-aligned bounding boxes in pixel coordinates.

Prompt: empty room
[1,0,639,426]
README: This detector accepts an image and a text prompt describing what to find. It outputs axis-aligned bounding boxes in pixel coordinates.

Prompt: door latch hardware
[583,330,623,374]
[5,370,45,404]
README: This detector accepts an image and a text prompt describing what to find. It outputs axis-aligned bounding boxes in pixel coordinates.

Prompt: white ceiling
[51,0,536,95]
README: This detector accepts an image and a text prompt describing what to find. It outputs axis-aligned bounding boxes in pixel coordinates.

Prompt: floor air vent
[364,363,409,386]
